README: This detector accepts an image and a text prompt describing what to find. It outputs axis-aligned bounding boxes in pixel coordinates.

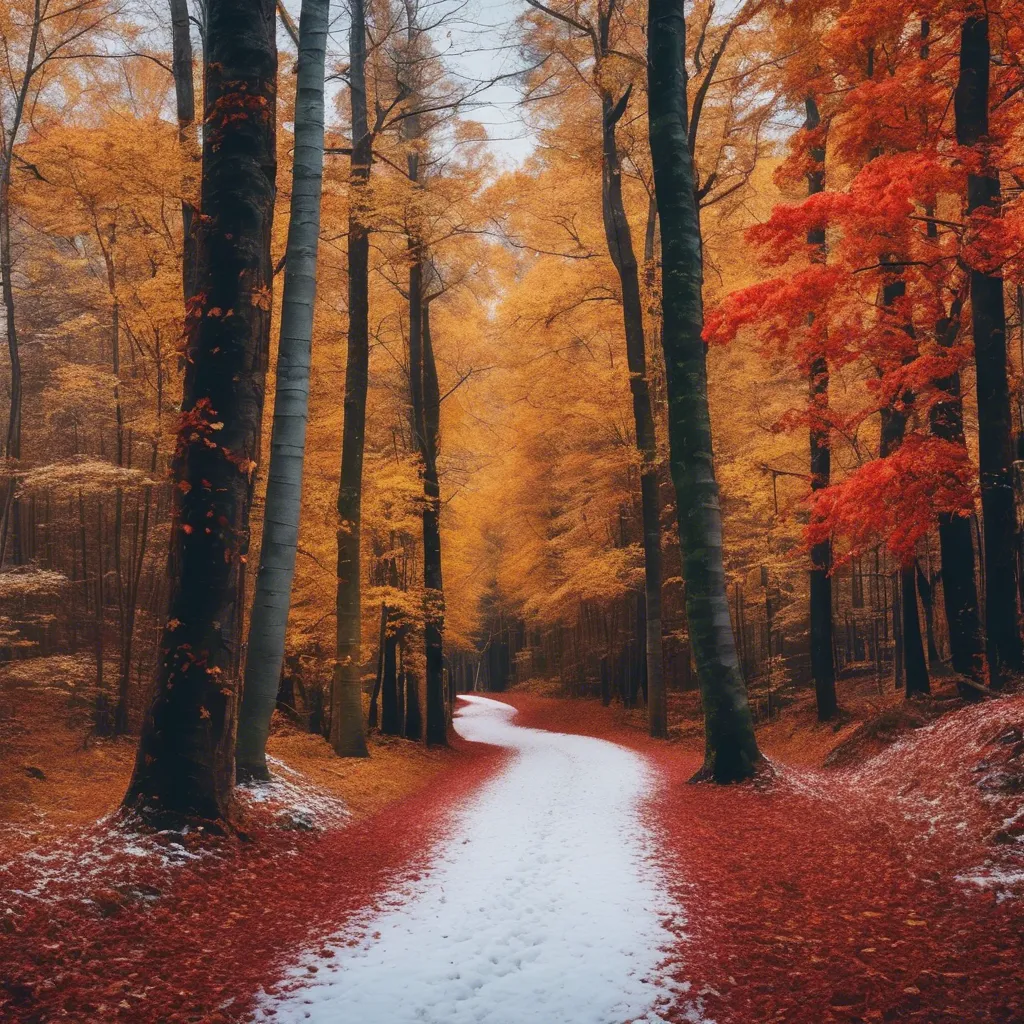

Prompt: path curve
[255,695,685,1024]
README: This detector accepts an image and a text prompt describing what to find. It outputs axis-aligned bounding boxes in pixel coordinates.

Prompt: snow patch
[237,756,349,831]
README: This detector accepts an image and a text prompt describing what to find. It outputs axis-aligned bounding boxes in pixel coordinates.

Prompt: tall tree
[525,0,666,738]
[331,0,372,758]
[237,0,329,780]
[400,0,447,746]
[878,260,930,697]
[420,299,446,743]
[123,0,277,822]
[955,13,1022,679]
[647,0,761,781]
[804,95,837,721]
[168,0,198,302]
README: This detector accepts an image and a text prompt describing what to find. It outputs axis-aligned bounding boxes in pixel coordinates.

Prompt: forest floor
[1,659,1023,1023]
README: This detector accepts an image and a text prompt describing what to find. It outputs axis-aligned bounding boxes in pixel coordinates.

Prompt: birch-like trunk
[236,0,329,779]
[647,0,761,781]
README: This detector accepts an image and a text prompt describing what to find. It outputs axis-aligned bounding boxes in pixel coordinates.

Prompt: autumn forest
[1,0,1023,1021]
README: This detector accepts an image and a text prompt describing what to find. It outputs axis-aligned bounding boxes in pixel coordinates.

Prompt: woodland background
[0,0,1023,797]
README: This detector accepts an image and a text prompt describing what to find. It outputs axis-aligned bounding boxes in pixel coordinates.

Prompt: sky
[443,0,539,166]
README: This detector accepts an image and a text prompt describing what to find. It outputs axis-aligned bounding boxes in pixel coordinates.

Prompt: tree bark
[955,14,1022,678]
[878,259,930,696]
[599,89,666,739]
[804,96,838,721]
[0,2,40,569]
[123,0,277,823]
[929,297,985,690]
[421,303,446,744]
[237,0,328,779]
[647,0,761,782]
[331,0,372,758]
[168,0,198,302]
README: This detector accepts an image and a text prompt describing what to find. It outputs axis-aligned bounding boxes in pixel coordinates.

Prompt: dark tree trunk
[805,96,838,721]
[168,0,198,302]
[647,0,761,782]
[955,15,1022,678]
[915,562,940,665]
[404,666,422,741]
[380,560,402,735]
[123,0,277,823]
[599,89,666,738]
[879,390,930,697]
[929,298,985,690]
[331,0,372,757]
[368,601,387,729]
[420,304,446,745]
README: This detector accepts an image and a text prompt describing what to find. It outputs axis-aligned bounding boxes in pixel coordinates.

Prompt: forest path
[255,695,683,1024]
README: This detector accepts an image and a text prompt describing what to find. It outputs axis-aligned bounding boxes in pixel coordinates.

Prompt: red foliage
[807,434,977,566]
[0,736,507,1023]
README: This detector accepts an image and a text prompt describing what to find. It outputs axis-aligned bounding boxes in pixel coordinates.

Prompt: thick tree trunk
[331,0,372,758]
[421,304,446,745]
[237,0,328,779]
[647,0,761,782]
[123,0,277,823]
[805,96,838,721]
[955,15,1022,678]
[598,93,666,739]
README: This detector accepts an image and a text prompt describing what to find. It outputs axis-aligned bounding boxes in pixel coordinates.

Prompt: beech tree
[955,12,1023,680]
[647,0,761,781]
[124,0,277,822]
[330,0,373,758]
[237,0,330,779]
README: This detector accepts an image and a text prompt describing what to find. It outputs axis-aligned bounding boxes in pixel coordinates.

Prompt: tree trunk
[420,303,446,745]
[0,7,39,570]
[879,403,930,696]
[599,90,666,739]
[955,14,1022,678]
[929,298,985,690]
[915,562,940,666]
[123,0,277,824]
[380,560,402,735]
[331,0,372,758]
[647,0,761,782]
[805,96,838,721]
[368,601,387,729]
[168,0,198,302]
[237,0,329,780]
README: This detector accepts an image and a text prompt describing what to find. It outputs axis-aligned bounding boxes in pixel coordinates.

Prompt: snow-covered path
[255,695,686,1024]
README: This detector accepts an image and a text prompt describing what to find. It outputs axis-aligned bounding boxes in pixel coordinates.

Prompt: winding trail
[255,695,687,1024]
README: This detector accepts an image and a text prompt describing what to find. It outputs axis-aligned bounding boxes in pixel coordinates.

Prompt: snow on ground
[237,756,350,831]
[1,755,347,906]
[255,695,696,1024]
